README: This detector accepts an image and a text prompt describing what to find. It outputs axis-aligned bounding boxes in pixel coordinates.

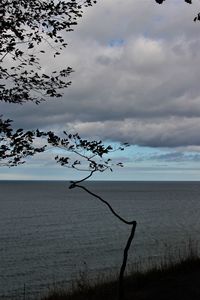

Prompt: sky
[1,0,200,181]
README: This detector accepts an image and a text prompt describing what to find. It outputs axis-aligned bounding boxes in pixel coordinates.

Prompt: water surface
[0,181,200,298]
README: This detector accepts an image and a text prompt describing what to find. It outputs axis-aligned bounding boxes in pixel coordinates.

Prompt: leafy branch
[0,117,46,166]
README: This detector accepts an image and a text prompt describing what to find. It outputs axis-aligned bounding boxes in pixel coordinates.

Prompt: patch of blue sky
[108,38,125,47]
[120,144,168,161]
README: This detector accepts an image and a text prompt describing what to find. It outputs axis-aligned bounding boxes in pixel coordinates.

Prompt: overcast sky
[1,0,200,181]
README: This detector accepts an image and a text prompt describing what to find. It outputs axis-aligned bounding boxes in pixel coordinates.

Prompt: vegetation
[42,247,200,300]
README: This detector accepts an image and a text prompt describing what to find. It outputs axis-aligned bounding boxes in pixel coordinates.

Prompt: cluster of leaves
[0,66,73,104]
[0,0,96,104]
[0,117,46,166]
[46,131,128,174]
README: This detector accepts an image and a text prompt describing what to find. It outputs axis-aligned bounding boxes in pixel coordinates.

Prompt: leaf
[28,43,34,49]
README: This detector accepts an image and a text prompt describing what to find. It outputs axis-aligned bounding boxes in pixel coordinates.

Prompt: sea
[0,181,200,299]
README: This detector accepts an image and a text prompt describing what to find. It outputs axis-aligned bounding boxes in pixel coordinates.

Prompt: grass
[41,240,200,300]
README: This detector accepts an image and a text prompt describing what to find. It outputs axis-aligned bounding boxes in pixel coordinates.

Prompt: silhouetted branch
[70,179,137,300]
[70,179,135,226]
[119,221,137,300]
[70,178,137,300]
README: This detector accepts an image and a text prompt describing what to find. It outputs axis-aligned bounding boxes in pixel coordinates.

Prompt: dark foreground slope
[42,256,200,300]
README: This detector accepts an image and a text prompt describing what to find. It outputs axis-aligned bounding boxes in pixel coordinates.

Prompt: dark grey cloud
[64,117,200,147]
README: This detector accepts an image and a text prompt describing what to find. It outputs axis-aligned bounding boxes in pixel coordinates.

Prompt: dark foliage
[46,131,128,176]
[0,0,96,104]
[46,130,127,173]
[0,117,45,166]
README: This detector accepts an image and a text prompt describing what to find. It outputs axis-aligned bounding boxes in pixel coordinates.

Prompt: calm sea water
[1,181,200,299]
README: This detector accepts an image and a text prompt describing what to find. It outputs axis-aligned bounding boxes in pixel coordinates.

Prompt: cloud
[135,151,200,163]
[63,116,200,147]
[1,0,200,151]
